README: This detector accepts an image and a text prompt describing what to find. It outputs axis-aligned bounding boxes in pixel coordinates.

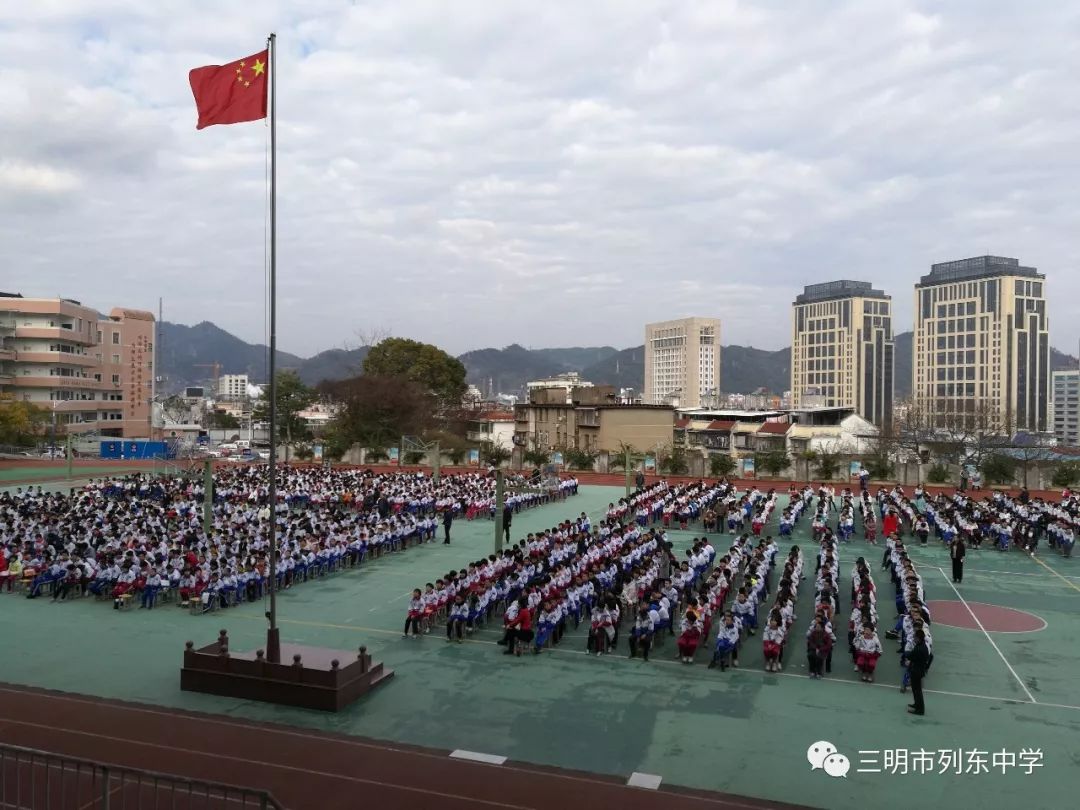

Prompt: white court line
[627,772,663,790]
[942,566,1080,581]
[936,567,1037,703]
[450,750,508,765]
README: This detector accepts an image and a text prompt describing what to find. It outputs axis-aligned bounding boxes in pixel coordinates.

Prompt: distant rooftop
[919,255,1042,286]
[795,280,887,304]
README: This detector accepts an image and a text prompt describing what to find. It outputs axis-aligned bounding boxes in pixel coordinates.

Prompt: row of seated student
[875,483,1077,557]
[412,479,750,656]
[0,468,576,608]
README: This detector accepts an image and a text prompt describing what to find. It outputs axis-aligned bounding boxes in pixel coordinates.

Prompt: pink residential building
[0,293,156,438]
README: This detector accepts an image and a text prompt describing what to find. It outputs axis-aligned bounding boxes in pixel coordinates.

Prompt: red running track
[0,683,811,810]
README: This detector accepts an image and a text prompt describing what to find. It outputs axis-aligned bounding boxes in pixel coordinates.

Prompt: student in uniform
[628,604,654,661]
[762,616,784,672]
[709,612,741,671]
[403,588,423,638]
[853,625,883,682]
[446,595,468,643]
[676,609,702,664]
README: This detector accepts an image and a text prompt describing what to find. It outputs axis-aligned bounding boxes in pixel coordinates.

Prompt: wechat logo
[807,741,851,778]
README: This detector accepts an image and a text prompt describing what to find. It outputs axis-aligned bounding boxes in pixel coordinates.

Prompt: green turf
[1,485,1077,810]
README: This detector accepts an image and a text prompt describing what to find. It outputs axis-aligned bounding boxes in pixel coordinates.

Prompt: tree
[362,337,467,408]
[0,396,48,446]
[755,449,790,478]
[981,453,1017,486]
[563,447,597,471]
[925,463,950,484]
[660,447,689,475]
[892,401,936,465]
[709,453,737,478]
[1050,461,1080,489]
[206,411,241,430]
[480,440,511,468]
[253,370,317,461]
[523,448,550,468]
[445,447,467,465]
[1010,438,1053,488]
[319,375,432,451]
[807,442,845,481]
[607,441,641,472]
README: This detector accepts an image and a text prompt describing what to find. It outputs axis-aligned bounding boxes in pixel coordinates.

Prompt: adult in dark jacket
[442,509,453,545]
[908,629,930,715]
[950,538,966,583]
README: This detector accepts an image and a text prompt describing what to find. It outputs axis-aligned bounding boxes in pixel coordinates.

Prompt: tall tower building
[1052,370,1079,447]
[913,256,1049,432]
[790,280,894,426]
[644,317,721,408]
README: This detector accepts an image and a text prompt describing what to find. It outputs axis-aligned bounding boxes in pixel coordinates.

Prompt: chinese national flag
[188,49,268,130]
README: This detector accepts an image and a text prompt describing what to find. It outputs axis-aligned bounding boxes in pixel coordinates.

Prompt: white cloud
[3,0,1080,361]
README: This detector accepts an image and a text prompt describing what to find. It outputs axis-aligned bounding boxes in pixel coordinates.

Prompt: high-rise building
[0,293,155,438]
[912,256,1049,432]
[644,317,721,408]
[790,280,894,426]
[218,373,250,400]
[1052,370,1079,447]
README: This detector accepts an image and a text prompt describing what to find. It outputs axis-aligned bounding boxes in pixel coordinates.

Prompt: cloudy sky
[3,0,1080,357]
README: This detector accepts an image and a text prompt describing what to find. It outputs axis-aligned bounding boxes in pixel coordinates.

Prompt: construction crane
[194,362,223,385]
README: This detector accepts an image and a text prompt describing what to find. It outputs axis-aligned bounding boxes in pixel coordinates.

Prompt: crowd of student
[0,468,576,609]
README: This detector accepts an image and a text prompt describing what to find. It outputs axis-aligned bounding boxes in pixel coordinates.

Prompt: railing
[0,743,285,809]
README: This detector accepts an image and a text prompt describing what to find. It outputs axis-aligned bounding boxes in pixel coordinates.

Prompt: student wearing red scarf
[503,596,534,656]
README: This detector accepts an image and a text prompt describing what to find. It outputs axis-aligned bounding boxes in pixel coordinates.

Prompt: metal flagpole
[265,31,280,664]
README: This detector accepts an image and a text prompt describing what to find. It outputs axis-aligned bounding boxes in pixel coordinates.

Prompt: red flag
[189,50,268,130]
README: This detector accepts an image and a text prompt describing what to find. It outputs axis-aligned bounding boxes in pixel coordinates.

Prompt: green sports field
[1,484,1077,810]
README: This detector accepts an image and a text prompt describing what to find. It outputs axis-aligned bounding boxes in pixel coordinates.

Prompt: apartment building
[1052,370,1079,447]
[514,385,674,453]
[790,280,894,427]
[912,256,1049,433]
[644,317,721,408]
[0,294,155,438]
[218,373,250,400]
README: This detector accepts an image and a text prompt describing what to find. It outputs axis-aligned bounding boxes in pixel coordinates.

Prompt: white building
[644,317,721,408]
[466,411,516,448]
[1052,370,1079,447]
[217,373,249,400]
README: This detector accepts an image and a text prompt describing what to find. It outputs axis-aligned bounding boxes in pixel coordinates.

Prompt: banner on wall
[742,458,756,478]
[467,448,480,466]
[551,451,564,467]
[644,455,656,472]
[387,447,400,465]
[849,461,862,478]
[312,444,323,461]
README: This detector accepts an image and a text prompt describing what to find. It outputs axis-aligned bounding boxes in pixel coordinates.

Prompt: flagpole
[266,31,280,664]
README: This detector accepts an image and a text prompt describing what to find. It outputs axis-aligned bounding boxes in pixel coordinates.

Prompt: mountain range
[159,321,1078,401]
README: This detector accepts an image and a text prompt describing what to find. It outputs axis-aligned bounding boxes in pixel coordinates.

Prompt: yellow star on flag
[252,59,265,76]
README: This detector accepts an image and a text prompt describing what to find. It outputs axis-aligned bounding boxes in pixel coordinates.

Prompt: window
[111,354,120,364]
[111,374,120,385]
[112,332,120,345]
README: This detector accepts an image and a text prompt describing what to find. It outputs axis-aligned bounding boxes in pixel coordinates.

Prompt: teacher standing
[950,538,966,583]
[908,629,930,716]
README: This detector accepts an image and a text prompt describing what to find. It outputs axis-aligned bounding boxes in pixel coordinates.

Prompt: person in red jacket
[504,596,534,657]
[882,509,900,539]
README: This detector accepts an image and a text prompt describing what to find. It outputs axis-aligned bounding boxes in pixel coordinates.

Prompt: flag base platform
[181,631,394,712]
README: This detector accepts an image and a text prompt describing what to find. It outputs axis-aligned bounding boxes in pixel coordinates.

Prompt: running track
[0,684,810,810]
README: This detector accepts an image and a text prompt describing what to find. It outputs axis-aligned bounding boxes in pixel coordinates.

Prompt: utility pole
[66,432,73,481]
[432,440,441,483]
[624,447,632,498]
[494,468,505,553]
[203,458,214,536]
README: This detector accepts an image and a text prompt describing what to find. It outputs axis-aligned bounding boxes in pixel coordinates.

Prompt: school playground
[0,481,1077,810]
